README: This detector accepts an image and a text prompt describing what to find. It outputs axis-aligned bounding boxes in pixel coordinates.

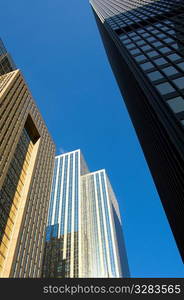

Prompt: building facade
[0,39,16,75]
[0,69,55,277]
[81,169,130,278]
[42,150,129,278]
[89,0,184,262]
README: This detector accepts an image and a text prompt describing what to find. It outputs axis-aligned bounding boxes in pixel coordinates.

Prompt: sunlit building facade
[0,39,16,75]
[42,150,129,278]
[0,68,55,277]
[89,0,184,262]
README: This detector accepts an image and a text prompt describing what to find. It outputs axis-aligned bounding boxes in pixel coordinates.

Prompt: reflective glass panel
[167,53,181,61]
[156,82,175,95]
[140,62,154,70]
[177,62,184,71]
[162,66,178,76]
[173,77,184,89]
[167,97,184,113]
[154,58,167,66]
[147,71,163,81]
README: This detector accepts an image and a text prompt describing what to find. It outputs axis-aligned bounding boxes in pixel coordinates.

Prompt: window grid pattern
[43,152,126,278]
[42,151,81,278]
[90,0,184,126]
[0,69,55,278]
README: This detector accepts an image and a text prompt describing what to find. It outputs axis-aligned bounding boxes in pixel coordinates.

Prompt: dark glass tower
[89,0,184,262]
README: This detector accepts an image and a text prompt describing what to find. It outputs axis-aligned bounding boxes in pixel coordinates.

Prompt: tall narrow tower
[89,0,184,262]
[42,150,129,278]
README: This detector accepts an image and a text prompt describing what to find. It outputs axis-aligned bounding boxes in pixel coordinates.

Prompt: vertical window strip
[90,175,101,277]
[60,156,68,236]
[47,158,59,225]
[67,154,73,233]
[101,172,117,277]
[95,173,109,276]
[54,157,63,225]
[73,152,79,277]
[74,152,79,232]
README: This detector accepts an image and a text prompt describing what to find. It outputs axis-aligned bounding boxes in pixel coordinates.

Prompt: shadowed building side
[89,0,184,263]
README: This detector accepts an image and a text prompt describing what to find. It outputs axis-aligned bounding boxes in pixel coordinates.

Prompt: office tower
[0,39,16,75]
[89,0,184,262]
[81,169,130,278]
[42,150,129,278]
[0,68,55,277]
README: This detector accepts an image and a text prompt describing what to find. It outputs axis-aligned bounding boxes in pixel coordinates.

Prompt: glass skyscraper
[89,0,184,262]
[42,149,129,278]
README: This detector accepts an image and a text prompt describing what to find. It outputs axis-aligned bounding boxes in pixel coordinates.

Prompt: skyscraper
[0,39,16,75]
[89,0,184,262]
[42,149,129,278]
[0,45,56,277]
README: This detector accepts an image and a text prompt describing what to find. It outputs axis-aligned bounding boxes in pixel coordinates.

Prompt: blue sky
[1,0,184,277]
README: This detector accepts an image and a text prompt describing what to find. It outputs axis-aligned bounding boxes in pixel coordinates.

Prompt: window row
[140,57,183,71]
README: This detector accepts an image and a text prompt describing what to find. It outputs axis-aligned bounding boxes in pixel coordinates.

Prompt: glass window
[141,45,152,51]
[177,62,184,71]
[180,119,184,125]
[152,41,163,47]
[157,33,167,38]
[147,37,156,42]
[167,53,181,61]
[152,29,160,34]
[171,43,179,50]
[167,30,175,35]
[147,71,163,81]
[136,40,146,46]
[132,36,141,41]
[145,26,154,30]
[125,43,135,50]
[163,20,172,25]
[154,57,167,66]
[159,47,171,54]
[142,33,150,38]
[155,82,175,95]
[160,26,169,31]
[119,34,127,40]
[140,62,154,71]
[146,50,159,58]
[167,97,184,113]
[122,39,132,44]
[162,66,178,76]
[173,77,184,89]
[135,54,147,62]
[128,32,136,37]
[130,48,141,55]
[137,29,145,34]
[163,37,174,43]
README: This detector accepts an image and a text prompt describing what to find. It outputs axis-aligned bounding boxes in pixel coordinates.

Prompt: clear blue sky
[1,0,184,277]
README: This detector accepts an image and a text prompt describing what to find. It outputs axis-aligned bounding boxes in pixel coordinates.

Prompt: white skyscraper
[42,149,129,278]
